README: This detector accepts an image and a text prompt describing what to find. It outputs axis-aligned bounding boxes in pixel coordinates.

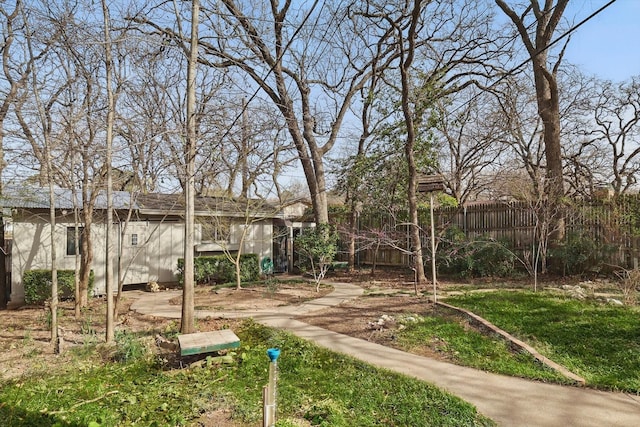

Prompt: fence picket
[334,197,640,270]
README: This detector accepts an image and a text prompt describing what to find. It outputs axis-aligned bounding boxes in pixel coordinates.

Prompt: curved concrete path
[130,283,640,427]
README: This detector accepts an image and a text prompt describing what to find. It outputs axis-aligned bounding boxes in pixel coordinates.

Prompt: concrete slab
[178,329,240,356]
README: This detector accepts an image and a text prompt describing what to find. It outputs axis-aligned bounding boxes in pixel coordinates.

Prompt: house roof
[136,193,282,218]
[1,187,283,219]
[1,187,136,210]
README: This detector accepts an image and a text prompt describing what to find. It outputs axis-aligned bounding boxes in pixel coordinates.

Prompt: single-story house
[2,187,306,305]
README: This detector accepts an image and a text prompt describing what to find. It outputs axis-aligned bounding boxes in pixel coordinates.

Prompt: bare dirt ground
[0,269,610,426]
[0,269,558,382]
[0,281,333,382]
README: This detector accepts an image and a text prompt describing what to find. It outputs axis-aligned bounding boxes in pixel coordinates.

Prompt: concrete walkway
[130,283,640,427]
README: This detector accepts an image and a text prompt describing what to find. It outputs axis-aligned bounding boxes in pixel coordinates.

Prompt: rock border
[436,300,586,386]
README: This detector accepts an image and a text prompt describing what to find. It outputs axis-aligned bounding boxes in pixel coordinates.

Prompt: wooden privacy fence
[333,196,640,270]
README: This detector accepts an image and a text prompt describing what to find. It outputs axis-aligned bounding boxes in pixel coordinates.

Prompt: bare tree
[397,0,428,283]
[181,0,199,334]
[492,75,547,200]
[584,76,640,196]
[54,7,106,309]
[100,0,116,342]
[116,43,190,194]
[0,0,54,308]
[220,99,292,199]
[434,89,506,204]
[0,2,22,309]
[495,0,570,240]
[130,0,403,224]
[366,0,504,285]
[201,197,280,290]
[19,2,63,346]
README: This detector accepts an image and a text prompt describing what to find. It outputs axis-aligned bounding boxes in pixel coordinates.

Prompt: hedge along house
[2,187,279,306]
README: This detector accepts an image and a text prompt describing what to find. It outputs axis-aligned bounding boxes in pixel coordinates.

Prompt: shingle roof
[0,187,282,218]
[0,187,136,210]
[136,193,281,217]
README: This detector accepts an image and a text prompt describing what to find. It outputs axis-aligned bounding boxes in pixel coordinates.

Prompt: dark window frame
[66,226,84,256]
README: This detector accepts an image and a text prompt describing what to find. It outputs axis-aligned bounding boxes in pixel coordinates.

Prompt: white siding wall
[240,221,273,265]
[147,222,185,283]
[11,219,109,302]
[10,217,273,304]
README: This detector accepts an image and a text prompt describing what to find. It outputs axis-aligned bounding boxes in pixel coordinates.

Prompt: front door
[119,223,149,285]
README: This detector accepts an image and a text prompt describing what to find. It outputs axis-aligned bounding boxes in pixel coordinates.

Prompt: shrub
[177,254,259,285]
[437,228,516,278]
[548,232,617,276]
[238,254,260,282]
[294,224,338,291]
[472,237,517,277]
[23,269,94,305]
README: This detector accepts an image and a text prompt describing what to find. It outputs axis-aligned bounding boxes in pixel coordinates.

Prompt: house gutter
[137,209,279,219]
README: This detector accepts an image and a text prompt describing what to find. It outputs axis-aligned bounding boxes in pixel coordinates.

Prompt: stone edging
[436,300,586,386]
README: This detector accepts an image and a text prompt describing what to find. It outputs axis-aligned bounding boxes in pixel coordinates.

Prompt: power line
[484,0,618,95]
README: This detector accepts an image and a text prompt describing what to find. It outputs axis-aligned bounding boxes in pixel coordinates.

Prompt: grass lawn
[445,291,640,393]
[0,320,494,427]
[393,312,568,384]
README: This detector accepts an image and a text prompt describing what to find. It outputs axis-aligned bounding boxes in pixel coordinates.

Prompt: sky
[281,0,640,188]
[564,0,640,82]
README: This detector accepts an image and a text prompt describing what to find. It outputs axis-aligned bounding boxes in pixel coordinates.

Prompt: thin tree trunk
[347,207,357,271]
[73,208,81,318]
[79,209,93,307]
[181,0,199,334]
[0,217,5,310]
[101,0,115,343]
[48,176,58,347]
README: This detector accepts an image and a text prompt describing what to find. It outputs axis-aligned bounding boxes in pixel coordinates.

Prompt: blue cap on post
[267,348,281,362]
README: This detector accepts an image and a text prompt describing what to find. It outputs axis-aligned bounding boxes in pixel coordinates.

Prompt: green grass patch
[0,320,494,426]
[394,313,567,383]
[446,291,640,392]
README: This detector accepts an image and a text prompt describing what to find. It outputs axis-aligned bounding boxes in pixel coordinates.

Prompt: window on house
[66,227,84,256]
[131,233,138,246]
[199,218,231,242]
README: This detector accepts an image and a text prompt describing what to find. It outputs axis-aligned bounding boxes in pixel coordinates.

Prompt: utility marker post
[263,348,281,427]
[417,174,445,304]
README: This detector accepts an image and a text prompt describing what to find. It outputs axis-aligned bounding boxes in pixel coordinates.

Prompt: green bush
[294,224,338,275]
[23,269,94,305]
[548,232,617,276]
[438,228,516,278]
[177,254,259,285]
[113,330,149,363]
[472,237,517,277]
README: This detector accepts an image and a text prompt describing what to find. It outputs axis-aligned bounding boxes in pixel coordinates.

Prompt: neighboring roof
[136,193,282,218]
[1,187,136,210]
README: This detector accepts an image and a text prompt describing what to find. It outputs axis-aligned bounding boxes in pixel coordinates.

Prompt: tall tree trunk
[73,208,81,318]
[533,56,565,240]
[0,217,5,310]
[399,0,427,285]
[495,0,569,242]
[181,0,199,334]
[347,207,357,271]
[101,0,115,343]
[0,1,24,310]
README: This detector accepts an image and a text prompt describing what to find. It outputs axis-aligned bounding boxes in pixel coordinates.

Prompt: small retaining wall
[436,300,586,386]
